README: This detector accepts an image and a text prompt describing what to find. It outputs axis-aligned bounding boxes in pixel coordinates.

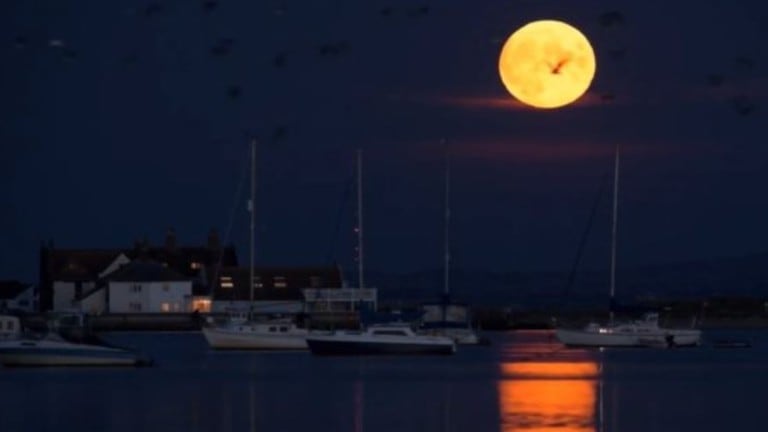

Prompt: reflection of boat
[556,146,701,348]
[0,314,152,367]
[306,324,456,356]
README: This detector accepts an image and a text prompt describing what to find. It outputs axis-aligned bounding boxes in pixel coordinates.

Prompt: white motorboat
[202,318,309,350]
[555,145,702,348]
[0,315,152,367]
[556,313,702,348]
[306,324,456,356]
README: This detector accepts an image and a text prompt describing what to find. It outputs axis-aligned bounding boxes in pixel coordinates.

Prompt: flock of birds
[9,3,763,145]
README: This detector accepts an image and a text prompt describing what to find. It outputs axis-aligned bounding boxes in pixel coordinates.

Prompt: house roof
[0,281,32,300]
[106,260,189,282]
[213,266,343,301]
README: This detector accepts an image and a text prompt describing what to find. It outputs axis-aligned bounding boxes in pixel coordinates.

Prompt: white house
[52,253,130,311]
[105,261,192,313]
[0,281,37,313]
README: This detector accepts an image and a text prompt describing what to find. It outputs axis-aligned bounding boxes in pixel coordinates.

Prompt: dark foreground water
[1,330,767,432]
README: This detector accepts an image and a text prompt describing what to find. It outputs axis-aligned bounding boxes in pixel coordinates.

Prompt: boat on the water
[0,315,152,367]
[306,324,456,356]
[202,316,309,350]
[556,312,701,348]
[555,145,702,348]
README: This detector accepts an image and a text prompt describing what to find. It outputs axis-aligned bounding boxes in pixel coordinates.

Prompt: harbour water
[1,330,767,432]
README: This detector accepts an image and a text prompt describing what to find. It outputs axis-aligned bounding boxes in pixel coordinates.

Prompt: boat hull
[306,337,455,356]
[0,341,151,367]
[202,326,308,350]
[556,328,701,348]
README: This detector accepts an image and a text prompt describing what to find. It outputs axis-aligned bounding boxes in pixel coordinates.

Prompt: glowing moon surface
[498,20,596,109]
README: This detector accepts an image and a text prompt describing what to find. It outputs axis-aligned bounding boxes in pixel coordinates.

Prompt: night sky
[3,0,768,283]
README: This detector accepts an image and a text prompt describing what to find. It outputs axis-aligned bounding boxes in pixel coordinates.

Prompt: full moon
[498,20,596,109]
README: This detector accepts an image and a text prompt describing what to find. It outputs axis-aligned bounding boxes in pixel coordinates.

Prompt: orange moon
[498,20,596,109]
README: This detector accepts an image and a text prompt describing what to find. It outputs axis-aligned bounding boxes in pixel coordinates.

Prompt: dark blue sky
[3,0,768,282]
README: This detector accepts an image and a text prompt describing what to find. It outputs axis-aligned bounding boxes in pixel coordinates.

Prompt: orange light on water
[499,362,598,432]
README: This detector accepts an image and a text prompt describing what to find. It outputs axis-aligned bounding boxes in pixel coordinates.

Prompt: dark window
[372,330,407,336]
[269,326,276,332]
[279,327,288,332]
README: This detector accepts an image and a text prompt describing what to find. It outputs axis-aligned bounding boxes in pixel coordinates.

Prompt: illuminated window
[192,298,211,312]
[161,302,170,312]
[190,262,202,270]
[220,276,234,289]
[274,276,287,288]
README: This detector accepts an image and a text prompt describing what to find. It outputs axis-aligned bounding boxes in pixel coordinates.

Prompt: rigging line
[211,141,251,295]
[563,172,610,296]
[325,166,356,265]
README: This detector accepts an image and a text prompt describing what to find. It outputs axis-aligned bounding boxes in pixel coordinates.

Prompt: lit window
[190,262,202,270]
[192,299,211,312]
[274,276,287,288]
[220,276,234,289]
[161,303,170,312]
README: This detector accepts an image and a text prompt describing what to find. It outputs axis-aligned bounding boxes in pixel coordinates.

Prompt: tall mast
[357,149,365,290]
[609,143,620,323]
[443,143,451,297]
[249,139,256,305]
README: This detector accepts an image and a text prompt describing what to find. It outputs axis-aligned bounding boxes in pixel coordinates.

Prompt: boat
[204,140,311,350]
[202,316,309,350]
[306,323,456,356]
[555,145,702,348]
[420,148,481,345]
[0,314,152,367]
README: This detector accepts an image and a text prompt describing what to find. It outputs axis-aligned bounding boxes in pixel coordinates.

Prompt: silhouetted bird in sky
[13,36,27,49]
[142,2,163,17]
[731,95,758,116]
[607,48,626,61]
[202,0,218,13]
[706,74,725,87]
[273,53,286,68]
[598,11,625,28]
[318,42,350,57]
[733,56,755,70]
[228,85,242,100]
[272,126,287,141]
[210,38,234,56]
[410,5,430,16]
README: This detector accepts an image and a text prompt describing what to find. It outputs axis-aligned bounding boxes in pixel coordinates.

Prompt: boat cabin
[0,315,22,340]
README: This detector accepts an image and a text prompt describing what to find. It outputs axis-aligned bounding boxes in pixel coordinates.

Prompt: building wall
[211,300,302,314]
[80,289,106,315]
[53,281,95,311]
[109,281,191,313]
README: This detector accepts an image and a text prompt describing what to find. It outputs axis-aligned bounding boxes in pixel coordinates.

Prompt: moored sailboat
[555,145,702,348]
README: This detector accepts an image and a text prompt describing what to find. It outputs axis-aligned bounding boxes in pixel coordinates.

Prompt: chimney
[165,227,177,251]
[208,228,220,251]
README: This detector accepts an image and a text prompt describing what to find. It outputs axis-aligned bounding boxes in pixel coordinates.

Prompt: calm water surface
[1,330,767,432]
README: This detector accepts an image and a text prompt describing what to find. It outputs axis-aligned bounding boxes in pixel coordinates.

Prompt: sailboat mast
[609,144,620,323]
[357,149,365,290]
[443,147,451,297]
[249,139,256,305]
